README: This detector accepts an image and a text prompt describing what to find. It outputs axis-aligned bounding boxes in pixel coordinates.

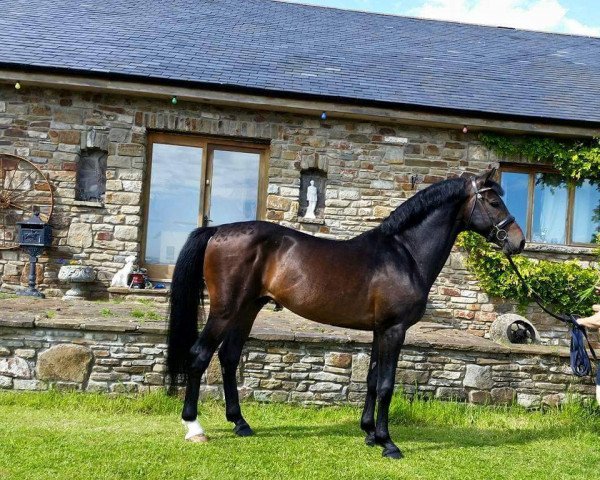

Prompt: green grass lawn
[1,391,600,480]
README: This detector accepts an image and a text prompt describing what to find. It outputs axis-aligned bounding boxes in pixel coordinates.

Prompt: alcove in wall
[76,148,107,202]
[299,168,326,220]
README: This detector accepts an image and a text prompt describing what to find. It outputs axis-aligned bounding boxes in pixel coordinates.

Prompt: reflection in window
[208,150,260,225]
[573,180,600,244]
[532,173,567,244]
[500,167,599,246]
[145,144,202,264]
[500,172,528,233]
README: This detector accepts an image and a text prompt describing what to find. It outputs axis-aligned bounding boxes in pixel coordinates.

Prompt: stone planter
[58,265,96,300]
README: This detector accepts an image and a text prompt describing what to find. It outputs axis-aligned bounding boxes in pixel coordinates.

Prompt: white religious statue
[110,255,137,288]
[305,180,318,219]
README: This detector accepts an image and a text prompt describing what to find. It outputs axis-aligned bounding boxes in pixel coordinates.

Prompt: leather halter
[466,178,515,243]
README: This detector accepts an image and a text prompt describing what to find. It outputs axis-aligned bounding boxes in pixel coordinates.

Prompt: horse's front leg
[374,324,406,459]
[360,333,380,446]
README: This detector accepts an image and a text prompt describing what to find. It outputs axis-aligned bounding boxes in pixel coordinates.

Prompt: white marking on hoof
[596,384,600,404]
[183,419,206,441]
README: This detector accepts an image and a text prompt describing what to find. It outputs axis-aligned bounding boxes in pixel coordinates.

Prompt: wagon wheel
[0,154,54,250]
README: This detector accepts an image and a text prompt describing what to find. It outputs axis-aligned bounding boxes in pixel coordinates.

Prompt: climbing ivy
[455,133,600,315]
[456,232,599,316]
[478,133,600,182]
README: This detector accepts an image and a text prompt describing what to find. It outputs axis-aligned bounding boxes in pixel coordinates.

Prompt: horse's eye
[490,200,501,208]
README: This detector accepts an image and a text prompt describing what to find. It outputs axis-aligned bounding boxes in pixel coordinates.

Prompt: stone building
[0,0,599,345]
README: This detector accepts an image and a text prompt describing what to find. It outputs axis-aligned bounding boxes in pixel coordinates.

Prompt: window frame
[142,132,269,280]
[499,164,596,247]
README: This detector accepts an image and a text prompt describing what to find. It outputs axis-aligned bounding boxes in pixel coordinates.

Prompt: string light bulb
[171,96,178,105]
[462,125,469,134]
[321,111,327,121]
[14,82,21,90]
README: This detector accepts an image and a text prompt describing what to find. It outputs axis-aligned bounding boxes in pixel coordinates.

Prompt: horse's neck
[396,201,464,287]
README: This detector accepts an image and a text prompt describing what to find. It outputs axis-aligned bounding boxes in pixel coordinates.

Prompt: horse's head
[464,169,525,255]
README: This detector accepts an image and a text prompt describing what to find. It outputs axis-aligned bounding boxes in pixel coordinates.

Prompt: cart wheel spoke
[0,154,53,250]
[5,164,19,192]
[7,188,28,202]
[9,169,35,193]
[8,201,28,211]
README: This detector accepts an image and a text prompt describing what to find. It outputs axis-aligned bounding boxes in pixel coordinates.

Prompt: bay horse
[167,169,525,459]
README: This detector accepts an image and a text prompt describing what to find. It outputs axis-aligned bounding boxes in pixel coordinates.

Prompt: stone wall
[0,318,594,407]
[0,85,595,343]
[428,249,599,346]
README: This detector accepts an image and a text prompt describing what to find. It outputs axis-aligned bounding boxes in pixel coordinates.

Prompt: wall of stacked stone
[427,248,598,346]
[0,85,594,341]
[0,320,594,408]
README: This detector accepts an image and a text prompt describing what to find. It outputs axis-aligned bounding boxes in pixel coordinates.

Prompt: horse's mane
[378,177,469,236]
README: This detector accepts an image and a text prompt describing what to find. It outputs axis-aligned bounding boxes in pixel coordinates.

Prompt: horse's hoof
[382,446,403,459]
[234,423,254,437]
[365,433,376,447]
[186,434,209,443]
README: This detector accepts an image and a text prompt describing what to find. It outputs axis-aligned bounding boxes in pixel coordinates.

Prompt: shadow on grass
[243,420,589,450]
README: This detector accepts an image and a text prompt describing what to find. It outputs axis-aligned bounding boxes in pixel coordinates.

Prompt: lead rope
[504,254,598,378]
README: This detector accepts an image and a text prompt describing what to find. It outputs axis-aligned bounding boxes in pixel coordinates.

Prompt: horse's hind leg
[220,332,252,436]
[219,300,266,437]
[181,317,230,442]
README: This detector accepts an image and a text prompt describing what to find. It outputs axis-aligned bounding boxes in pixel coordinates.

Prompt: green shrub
[457,232,599,316]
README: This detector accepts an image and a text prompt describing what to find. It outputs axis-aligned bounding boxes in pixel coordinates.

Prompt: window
[142,134,268,279]
[500,167,600,246]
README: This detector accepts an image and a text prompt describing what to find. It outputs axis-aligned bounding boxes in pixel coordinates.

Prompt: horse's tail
[167,226,218,389]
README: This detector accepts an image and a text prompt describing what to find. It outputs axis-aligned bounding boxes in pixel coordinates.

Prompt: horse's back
[207,220,355,254]
[203,222,367,319]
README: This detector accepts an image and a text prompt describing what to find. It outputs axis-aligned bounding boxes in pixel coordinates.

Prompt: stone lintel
[298,217,325,225]
[0,318,35,328]
[72,200,105,209]
[82,321,140,333]
[35,318,84,329]
[293,331,351,344]
[136,324,168,334]
[251,328,295,342]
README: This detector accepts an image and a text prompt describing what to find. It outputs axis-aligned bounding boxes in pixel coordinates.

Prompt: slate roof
[1,0,600,124]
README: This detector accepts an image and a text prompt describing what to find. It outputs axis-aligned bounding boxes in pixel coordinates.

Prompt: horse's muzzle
[501,223,526,256]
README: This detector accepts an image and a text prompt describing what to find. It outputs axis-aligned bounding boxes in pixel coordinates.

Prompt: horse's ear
[475,168,497,185]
